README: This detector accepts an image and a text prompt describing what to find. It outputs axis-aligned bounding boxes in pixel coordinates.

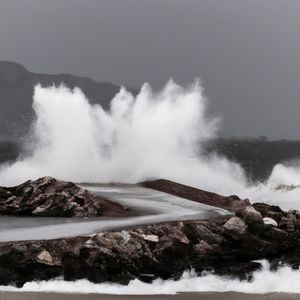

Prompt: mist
[2,81,300,210]
[0,81,246,195]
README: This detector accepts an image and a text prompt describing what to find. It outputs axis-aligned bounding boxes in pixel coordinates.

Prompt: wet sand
[1,293,300,300]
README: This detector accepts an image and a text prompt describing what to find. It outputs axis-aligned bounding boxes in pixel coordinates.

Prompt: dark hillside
[0,61,121,140]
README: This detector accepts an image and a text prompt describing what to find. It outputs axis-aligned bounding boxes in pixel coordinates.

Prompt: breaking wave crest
[0,81,246,195]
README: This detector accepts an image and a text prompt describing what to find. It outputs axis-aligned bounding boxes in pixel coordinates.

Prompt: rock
[37,250,54,265]
[266,227,289,241]
[279,213,298,231]
[140,234,159,243]
[263,217,278,227]
[182,222,223,244]
[0,177,127,217]
[223,217,247,237]
[194,240,215,255]
[0,213,298,287]
[239,206,263,224]
[1,178,300,287]
[252,203,284,223]
[142,179,250,212]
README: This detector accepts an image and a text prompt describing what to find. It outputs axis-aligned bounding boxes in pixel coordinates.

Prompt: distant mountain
[0,61,123,141]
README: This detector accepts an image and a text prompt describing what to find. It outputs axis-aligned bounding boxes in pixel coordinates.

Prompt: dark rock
[1,178,300,287]
[253,203,284,223]
[0,177,127,217]
[237,206,263,225]
[183,222,223,244]
[142,179,250,212]
[223,217,247,238]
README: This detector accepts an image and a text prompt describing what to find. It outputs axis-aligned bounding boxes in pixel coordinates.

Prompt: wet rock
[194,240,215,255]
[0,177,127,217]
[213,261,262,281]
[252,203,284,223]
[37,250,54,265]
[142,179,250,212]
[266,227,289,241]
[223,217,247,237]
[139,234,159,243]
[263,217,278,227]
[0,213,299,287]
[279,213,298,231]
[182,222,223,244]
[238,206,263,224]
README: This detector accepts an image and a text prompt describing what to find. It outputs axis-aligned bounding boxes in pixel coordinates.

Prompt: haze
[0,0,300,138]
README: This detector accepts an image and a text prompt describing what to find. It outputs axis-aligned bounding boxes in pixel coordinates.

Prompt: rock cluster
[0,177,126,217]
[1,201,300,287]
[1,178,300,287]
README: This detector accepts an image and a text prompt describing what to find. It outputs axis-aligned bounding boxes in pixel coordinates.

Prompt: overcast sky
[0,0,300,139]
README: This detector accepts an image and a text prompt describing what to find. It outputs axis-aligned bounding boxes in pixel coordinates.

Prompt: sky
[0,0,300,139]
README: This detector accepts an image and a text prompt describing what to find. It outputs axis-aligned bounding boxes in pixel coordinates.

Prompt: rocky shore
[1,178,300,287]
[0,177,127,217]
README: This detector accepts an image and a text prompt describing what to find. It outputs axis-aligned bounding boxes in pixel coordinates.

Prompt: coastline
[1,292,300,300]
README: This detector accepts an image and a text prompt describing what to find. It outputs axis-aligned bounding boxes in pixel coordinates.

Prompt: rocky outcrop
[0,177,127,217]
[1,178,300,287]
[142,179,250,212]
[1,201,300,287]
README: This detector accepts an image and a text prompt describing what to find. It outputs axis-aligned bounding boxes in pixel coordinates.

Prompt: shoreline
[1,292,300,300]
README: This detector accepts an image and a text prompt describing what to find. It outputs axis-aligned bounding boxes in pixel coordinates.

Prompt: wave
[0,261,299,294]
[1,81,300,209]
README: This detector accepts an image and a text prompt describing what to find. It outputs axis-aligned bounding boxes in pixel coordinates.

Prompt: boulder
[142,179,250,212]
[0,177,127,217]
[194,240,215,255]
[223,217,247,237]
[37,250,54,265]
[182,222,223,244]
[252,203,284,223]
[239,206,263,224]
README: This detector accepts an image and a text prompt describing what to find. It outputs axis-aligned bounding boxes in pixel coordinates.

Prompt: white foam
[0,81,246,196]
[2,81,300,210]
[1,261,300,294]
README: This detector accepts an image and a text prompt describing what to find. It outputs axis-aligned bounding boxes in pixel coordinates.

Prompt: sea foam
[1,261,300,294]
[1,81,300,209]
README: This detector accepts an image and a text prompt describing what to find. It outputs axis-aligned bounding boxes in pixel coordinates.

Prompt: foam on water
[1,261,300,294]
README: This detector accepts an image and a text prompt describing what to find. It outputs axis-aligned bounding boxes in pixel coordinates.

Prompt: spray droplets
[0,80,245,194]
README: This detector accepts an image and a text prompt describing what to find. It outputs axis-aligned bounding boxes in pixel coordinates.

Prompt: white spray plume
[0,80,246,194]
[3,80,300,210]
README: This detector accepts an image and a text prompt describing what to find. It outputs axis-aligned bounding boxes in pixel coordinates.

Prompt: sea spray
[1,261,300,294]
[0,80,246,194]
[2,81,300,209]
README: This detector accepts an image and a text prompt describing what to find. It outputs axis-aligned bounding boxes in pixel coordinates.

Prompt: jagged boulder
[238,206,263,225]
[224,216,247,237]
[0,177,126,217]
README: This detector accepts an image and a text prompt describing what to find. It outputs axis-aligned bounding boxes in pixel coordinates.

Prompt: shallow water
[0,184,229,242]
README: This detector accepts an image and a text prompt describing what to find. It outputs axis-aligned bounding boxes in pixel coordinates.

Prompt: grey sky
[0,0,300,138]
